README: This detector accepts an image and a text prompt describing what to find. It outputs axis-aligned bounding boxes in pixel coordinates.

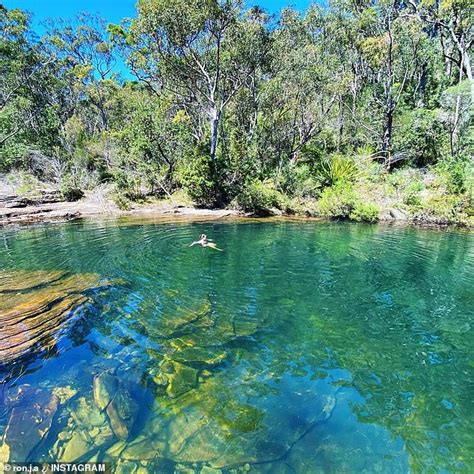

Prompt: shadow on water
[0,220,472,472]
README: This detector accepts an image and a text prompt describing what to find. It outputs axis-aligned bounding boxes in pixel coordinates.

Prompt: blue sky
[3,0,312,79]
[3,0,313,30]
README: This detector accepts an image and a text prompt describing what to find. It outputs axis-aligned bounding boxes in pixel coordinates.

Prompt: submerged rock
[171,347,227,368]
[60,431,91,462]
[2,385,59,462]
[0,270,114,365]
[166,361,199,398]
[91,371,138,441]
[157,301,212,337]
[93,372,118,411]
[142,372,338,469]
[71,397,108,427]
[53,385,77,404]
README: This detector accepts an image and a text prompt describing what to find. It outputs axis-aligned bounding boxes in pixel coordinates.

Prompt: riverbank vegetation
[1,0,472,225]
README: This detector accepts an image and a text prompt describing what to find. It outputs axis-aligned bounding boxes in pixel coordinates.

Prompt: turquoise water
[0,219,473,473]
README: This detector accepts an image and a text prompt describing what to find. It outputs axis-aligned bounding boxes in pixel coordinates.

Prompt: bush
[175,146,215,206]
[402,180,424,207]
[60,185,84,202]
[415,194,470,225]
[281,164,320,199]
[235,179,289,215]
[393,109,445,166]
[113,192,132,211]
[58,174,84,202]
[318,183,379,222]
[350,202,380,223]
[317,183,357,218]
[6,171,42,196]
[313,154,358,188]
[113,170,145,201]
[434,156,473,194]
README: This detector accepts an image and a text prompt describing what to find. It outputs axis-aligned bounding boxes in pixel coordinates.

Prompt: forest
[1,0,473,224]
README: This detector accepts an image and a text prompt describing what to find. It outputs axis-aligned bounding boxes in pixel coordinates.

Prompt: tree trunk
[464,50,473,81]
[210,109,220,162]
[382,106,394,165]
[451,61,464,155]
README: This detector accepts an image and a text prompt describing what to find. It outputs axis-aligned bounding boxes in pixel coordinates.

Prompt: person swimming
[189,234,223,251]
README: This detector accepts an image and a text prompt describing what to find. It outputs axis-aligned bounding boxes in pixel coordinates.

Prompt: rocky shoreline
[0,190,241,227]
[0,189,470,229]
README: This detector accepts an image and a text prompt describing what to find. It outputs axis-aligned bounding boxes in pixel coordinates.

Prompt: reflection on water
[0,220,473,472]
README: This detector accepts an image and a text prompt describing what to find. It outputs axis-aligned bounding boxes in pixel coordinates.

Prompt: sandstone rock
[3,385,58,462]
[389,208,409,220]
[171,347,227,367]
[166,362,199,398]
[71,397,107,427]
[201,467,222,474]
[93,372,118,410]
[106,384,138,440]
[60,431,90,462]
[53,385,77,404]
[120,436,160,461]
[0,271,114,365]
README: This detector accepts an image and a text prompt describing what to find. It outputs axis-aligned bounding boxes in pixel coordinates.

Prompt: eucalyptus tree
[0,6,65,169]
[44,14,117,131]
[405,0,473,83]
[119,0,270,170]
[341,0,429,163]
[257,6,353,176]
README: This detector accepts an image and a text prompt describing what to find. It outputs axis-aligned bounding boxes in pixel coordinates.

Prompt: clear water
[0,219,473,473]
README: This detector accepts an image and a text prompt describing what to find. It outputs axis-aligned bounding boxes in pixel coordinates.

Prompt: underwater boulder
[144,371,338,469]
[165,361,199,398]
[2,385,59,462]
[93,371,118,411]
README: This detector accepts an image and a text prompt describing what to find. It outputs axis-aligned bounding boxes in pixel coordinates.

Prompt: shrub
[402,180,424,207]
[278,163,320,199]
[393,109,445,166]
[350,202,380,223]
[317,183,357,218]
[113,192,132,211]
[7,171,42,196]
[113,170,144,201]
[235,179,289,215]
[434,156,473,194]
[415,194,469,225]
[314,154,358,188]
[59,174,84,202]
[60,184,84,202]
[175,146,215,206]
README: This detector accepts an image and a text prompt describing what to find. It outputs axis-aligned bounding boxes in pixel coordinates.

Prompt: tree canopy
[0,0,472,215]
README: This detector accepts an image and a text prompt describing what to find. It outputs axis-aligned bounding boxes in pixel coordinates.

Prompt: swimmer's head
[200,234,207,240]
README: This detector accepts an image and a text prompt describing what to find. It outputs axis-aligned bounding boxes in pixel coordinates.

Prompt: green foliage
[394,109,445,166]
[7,171,41,196]
[235,179,289,215]
[1,1,473,226]
[313,154,359,188]
[350,202,380,223]
[60,183,84,202]
[113,192,132,211]
[317,183,357,218]
[318,183,379,222]
[175,146,215,206]
[415,194,471,225]
[434,156,473,194]
[113,170,144,201]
